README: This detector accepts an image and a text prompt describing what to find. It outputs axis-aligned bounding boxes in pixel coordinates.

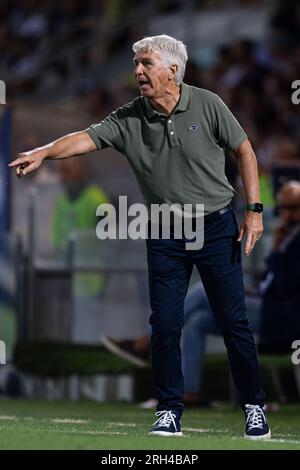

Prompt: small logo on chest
[188,124,199,132]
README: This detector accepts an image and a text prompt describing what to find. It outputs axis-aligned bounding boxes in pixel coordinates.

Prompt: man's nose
[135,63,144,75]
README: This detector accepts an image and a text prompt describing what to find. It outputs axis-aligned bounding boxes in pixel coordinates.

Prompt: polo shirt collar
[144,82,190,119]
[176,82,190,112]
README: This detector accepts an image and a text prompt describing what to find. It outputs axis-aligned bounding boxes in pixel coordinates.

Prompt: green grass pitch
[0,400,299,450]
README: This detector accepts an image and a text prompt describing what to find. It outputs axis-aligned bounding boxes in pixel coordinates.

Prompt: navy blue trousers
[146,207,266,415]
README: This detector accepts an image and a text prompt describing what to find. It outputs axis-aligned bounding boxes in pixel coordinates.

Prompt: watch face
[254,203,263,213]
[247,203,263,213]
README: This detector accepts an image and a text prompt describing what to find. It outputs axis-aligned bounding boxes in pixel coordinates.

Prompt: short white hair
[132,34,188,85]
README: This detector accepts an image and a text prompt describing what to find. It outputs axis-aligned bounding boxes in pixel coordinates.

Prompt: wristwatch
[246,203,263,213]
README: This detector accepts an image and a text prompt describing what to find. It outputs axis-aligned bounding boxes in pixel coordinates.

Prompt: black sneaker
[100,335,149,367]
[244,404,271,440]
[149,410,182,436]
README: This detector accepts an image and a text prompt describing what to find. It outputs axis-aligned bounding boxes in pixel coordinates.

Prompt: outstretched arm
[9,131,96,177]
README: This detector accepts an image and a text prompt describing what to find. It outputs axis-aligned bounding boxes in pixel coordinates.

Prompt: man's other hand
[237,211,263,256]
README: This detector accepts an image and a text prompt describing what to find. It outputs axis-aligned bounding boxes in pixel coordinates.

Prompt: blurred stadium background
[0,0,300,415]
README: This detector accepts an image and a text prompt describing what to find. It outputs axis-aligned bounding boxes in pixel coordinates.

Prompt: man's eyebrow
[133,57,153,63]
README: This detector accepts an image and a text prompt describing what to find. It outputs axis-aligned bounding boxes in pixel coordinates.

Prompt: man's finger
[16,166,22,178]
[15,162,30,178]
[245,233,257,256]
[21,163,34,175]
[237,226,244,242]
[245,233,253,256]
[9,156,30,167]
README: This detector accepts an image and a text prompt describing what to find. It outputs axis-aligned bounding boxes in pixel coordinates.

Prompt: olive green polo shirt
[86,83,247,215]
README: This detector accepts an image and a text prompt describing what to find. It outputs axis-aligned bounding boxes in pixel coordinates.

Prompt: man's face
[133,50,171,98]
[278,189,300,225]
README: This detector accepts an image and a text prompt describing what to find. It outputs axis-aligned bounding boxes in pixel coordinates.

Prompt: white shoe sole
[244,430,271,440]
[149,431,183,437]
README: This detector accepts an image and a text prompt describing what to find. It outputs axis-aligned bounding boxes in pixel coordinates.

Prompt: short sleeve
[86,107,127,153]
[212,96,247,151]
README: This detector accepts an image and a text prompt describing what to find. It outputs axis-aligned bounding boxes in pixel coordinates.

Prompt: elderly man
[9,35,269,439]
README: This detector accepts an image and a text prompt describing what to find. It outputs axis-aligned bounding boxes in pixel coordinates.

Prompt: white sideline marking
[0,415,18,420]
[184,430,300,444]
[232,436,300,445]
[183,427,210,433]
[82,430,128,436]
[0,415,33,421]
[183,427,228,433]
[57,429,128,436]
[265,438,300,445]
[0,415,88,424]
[108,422,138,427]
[52,418,89,424]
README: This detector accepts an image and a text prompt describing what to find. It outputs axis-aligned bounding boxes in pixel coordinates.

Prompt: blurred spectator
[52,158,110,299]
[270,136,300,197]
[10,1,48,40]
[259,180,300,352]
[52,158,109,252]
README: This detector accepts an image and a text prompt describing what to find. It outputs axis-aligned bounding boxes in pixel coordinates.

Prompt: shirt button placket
[168,119,177,147]
[168,118,177,146]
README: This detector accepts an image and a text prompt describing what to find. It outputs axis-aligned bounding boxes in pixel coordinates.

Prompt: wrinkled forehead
[133,49,163,63]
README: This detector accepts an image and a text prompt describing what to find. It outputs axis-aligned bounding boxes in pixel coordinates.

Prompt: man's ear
[169,64,178,80]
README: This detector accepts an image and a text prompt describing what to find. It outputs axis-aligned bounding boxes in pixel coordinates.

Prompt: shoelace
[153,410,178,430]
[245,404,266,430]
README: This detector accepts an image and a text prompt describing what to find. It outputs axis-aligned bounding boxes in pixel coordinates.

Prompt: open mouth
[138,80,151,90]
